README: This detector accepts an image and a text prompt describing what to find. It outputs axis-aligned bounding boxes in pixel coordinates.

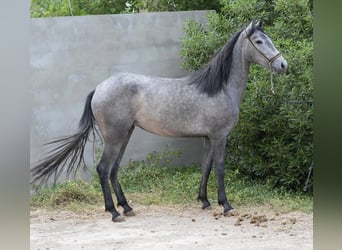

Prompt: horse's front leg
[212,137,233,213]
[198,137,213,210]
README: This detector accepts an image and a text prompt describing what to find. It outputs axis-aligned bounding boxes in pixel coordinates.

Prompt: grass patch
[31,179,102,211]
[31,166,312,213]
[31,150,312,213]
[119,164,312,213]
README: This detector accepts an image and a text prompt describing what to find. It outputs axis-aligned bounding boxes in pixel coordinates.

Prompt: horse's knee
[97,164,110,181]
[214,164,225,176]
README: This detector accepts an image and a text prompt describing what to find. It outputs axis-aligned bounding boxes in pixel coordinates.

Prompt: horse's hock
[30,11,210,181]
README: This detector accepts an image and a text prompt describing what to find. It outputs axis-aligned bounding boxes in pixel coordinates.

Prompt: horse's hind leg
[97,142,125,222]
[198,137,213,210]
[110,125,135,216]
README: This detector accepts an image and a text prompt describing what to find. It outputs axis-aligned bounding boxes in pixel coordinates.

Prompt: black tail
[31,90,96,186]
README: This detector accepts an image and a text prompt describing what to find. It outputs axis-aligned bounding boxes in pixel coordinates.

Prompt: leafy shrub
[180,12,230,70]
[30,0,130,17]
[180,0,313,192]
[30,0,222,17]
[141,0,222,12]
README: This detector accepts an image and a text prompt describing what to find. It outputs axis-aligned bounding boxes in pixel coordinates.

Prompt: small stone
[289,218,297,224]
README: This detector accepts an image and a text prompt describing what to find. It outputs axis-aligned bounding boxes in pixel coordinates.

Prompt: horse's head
[243,20,288,74]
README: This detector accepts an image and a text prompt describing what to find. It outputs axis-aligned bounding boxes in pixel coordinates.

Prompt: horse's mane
[189,24,263,97]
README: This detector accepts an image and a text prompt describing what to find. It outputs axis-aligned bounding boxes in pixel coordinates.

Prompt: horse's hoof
[112,215,125,223]
[202,205,212,210]
[201,200,211,210]
[124,210,136,217]
[223,205,234,214]
[224,209,238,217]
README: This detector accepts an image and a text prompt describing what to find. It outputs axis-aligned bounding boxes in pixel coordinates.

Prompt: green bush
[30,0,222,18]
[30,0,130,17]
[180,0,313,192]
[141,0,221,12]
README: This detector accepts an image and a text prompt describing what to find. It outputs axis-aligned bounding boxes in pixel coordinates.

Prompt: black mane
[189,30,243,96]
[189,22,265,97]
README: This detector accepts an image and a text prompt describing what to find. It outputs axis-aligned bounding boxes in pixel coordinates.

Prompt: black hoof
[223,204,234,213]
[124,210,136,216]
[112,215,125,222]
[224,209,238,217]
[201,200,211,210]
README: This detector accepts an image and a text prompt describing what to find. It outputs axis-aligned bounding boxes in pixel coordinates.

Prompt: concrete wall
[31,11,210,179]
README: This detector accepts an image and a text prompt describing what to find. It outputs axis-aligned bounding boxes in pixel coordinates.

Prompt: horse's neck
[225,41,250,105]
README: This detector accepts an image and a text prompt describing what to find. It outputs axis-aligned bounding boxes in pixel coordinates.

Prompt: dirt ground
[30,203,312,250]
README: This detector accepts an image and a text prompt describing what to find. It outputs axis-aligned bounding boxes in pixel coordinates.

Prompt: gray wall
[31,11,210,179]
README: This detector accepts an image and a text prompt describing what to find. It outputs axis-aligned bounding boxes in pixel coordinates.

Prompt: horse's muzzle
[272,56,288,74]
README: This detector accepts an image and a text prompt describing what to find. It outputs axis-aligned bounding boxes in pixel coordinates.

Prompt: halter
[246,31,282,94]
[246,32,282,67]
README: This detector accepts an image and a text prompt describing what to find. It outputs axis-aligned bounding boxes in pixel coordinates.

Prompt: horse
[31,20,288,222]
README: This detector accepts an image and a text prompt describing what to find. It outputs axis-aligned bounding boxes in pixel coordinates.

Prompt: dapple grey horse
[31,20,288,222]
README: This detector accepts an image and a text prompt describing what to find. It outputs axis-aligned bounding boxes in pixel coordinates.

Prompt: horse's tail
[31,90,97,186]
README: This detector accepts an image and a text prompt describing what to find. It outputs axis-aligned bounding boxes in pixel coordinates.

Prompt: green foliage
[30,0,131,17]
[180,12,229,70]
[141,0,221,12]
[31,179,101,208]
[30,0,222,17]
[180,0,313,192]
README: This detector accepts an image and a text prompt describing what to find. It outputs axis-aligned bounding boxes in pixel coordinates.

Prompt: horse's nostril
[281,62,285,69]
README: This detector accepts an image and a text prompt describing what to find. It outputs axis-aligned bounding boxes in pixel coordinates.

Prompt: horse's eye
[255,40,263,44]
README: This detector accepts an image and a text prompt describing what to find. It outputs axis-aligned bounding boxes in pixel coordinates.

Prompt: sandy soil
[30,203,312,250]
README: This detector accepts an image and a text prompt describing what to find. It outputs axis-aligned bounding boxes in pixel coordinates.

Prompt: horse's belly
[134,114,205,138]
[135,122,178,137]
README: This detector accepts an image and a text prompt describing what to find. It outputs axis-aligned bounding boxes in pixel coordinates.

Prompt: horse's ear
[256,18,263,28]
[245,21,255,35]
